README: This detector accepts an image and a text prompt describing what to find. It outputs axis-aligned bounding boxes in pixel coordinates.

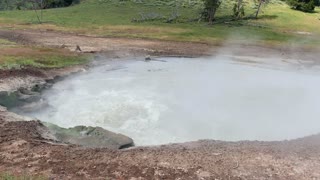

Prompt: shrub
[45,0,80,8]
[287,0,316,12]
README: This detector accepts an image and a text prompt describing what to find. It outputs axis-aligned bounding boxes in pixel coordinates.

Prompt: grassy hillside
[0,0,319,46]
[0,0,318,70]
[0,0,318,46]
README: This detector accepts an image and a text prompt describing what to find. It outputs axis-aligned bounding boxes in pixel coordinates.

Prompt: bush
[45,0,80,8]
[287,0,316,12]
[200,0,222,24]
[0,0,80,10]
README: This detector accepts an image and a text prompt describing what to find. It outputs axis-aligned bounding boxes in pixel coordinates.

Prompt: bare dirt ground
[0,29,211,57]
[1,29,320,179]
[1,29,319,59]
[0,65,86,92]
[1,115,320,179]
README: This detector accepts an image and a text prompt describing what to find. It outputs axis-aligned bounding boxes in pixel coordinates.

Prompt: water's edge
[0,67,135,149]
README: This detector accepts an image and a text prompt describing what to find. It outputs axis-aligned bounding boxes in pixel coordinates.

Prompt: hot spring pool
[22,57,320,145]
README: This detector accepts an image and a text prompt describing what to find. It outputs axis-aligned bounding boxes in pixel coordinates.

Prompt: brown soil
[1,116,320,179]
[0,47,76,58]
[0,68,47,79]
[0,29,212,57]
[1,29,319,61]
[1,29,320,179]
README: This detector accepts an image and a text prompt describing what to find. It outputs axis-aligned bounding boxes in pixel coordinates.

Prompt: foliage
[0,0,319,46]
[200,0,222,24]
[0,0,79,10]
[44,0,80,8]
[233,0,245,19]
[286,0,316,12]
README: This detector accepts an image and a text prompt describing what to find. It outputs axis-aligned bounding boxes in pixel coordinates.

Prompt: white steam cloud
[23,56,320,145]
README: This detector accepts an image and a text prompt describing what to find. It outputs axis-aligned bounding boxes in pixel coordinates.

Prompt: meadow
[0,0,319,68]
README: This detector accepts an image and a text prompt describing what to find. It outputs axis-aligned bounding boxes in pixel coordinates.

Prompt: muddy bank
[0,65,135,150]
[1,115,320,179]
[1,67,320,179]
[0,66,85,113]
[1,29,320,59]
[0,29,210,57]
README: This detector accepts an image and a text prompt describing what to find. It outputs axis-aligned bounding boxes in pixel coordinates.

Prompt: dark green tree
[233,0,245,19]
[287,0,316,12]
[201,0,222,24]
[45,0,79,8]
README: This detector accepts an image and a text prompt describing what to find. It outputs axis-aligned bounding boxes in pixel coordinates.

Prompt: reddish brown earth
[1,29,320,179]
[0,68,47,79]
[1,116,320,179]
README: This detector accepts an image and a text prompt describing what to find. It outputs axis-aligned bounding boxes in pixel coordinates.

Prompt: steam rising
[24,57,320,145]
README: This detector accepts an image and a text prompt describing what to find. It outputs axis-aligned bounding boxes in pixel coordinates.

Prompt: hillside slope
[0,0,319,46]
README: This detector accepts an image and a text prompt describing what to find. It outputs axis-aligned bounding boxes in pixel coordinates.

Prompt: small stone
[145,55,151,61]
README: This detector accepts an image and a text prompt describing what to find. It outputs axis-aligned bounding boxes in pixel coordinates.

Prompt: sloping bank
[0,66,134,150]
[1,59,320,180]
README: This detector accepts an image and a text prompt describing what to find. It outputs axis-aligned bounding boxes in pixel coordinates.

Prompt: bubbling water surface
[24,57,320,145]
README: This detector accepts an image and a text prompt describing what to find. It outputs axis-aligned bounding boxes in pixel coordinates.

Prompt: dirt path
[1,29,320,179]
[0,29,212,57]
[1,29,319,58]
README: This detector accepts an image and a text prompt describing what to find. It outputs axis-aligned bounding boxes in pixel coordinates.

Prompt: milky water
[24,57,320,145]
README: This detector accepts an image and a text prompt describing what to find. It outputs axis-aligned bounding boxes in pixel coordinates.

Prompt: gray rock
[44,123,134,149]
[145,55,151,61]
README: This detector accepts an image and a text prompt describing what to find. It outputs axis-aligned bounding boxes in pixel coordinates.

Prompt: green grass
[0,0,318,46]
[0,38,16,46]
[0,0,319,69]
[0,38,88,70]
[0,173,47,180]
[0,55,88,69]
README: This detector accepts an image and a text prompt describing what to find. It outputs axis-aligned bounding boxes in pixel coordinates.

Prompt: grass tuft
[0,173,47,180]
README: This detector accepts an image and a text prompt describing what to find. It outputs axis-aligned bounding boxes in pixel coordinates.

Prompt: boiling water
[24,57,320,145]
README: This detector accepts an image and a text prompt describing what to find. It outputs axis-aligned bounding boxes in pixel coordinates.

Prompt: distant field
[0,0,318,46]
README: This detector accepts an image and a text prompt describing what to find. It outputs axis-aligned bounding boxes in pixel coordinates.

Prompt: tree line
[202,0,320,24]
[0,0,79,10]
